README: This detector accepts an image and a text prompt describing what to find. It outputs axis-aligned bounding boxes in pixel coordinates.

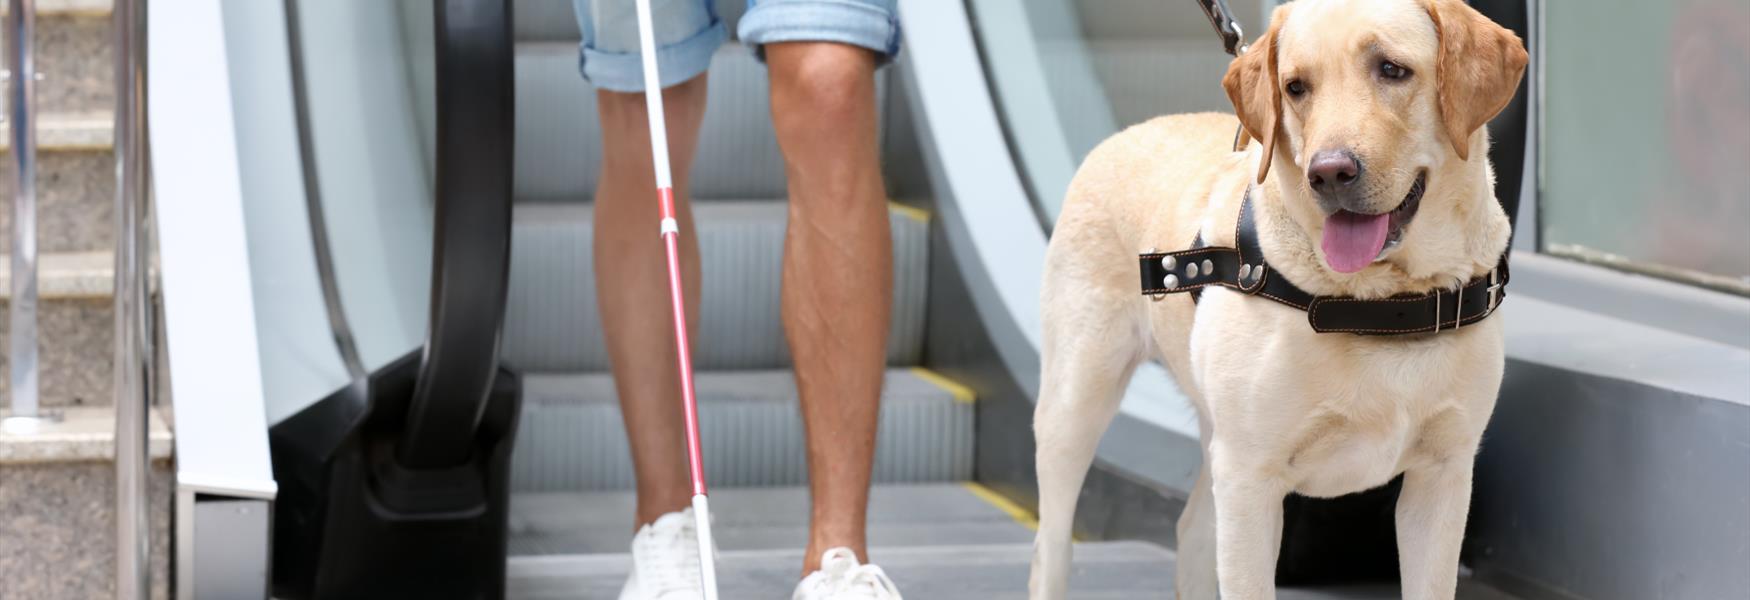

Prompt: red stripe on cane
[656,186,708,496]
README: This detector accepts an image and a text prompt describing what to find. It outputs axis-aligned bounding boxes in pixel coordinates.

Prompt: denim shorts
[573,0,901,92]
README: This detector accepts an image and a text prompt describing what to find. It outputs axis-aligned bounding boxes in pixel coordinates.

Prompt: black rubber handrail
[397,0,516,469]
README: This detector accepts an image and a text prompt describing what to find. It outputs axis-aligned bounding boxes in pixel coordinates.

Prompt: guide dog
[1028,1,1527,598]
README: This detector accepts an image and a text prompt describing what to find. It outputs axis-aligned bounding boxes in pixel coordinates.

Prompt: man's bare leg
[765,42,893,574]
[593,74,710,529]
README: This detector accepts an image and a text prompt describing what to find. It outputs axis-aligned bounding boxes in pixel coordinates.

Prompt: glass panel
[967,0,1271,227]
[1541,1,1750,295]
[291,0,437,370]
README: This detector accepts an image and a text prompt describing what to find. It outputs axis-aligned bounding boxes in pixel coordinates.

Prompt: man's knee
[768,43,878,143]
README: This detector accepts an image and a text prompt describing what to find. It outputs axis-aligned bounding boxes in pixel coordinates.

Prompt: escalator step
[515,42,886,201]
[509,484,1031,555]
[508,541,1175,599]
[501,201,929,373]
[509,369,972,492]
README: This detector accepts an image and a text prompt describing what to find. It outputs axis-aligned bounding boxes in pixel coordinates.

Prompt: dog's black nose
[1307,150,1362,192]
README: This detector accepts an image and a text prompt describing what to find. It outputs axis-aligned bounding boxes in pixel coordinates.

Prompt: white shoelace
[632,512,704,599]
[795,548,903,600]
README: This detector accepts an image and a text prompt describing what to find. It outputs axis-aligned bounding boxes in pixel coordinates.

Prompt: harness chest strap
[1137,194,1509,335]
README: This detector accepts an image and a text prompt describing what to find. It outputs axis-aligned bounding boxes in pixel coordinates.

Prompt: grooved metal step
[510,484,1030,555]
[509,542,1167,599]
[509,543,1522,599]
[505,484,1521,599]
[514,42,885,201]
[501,201,929,373]
[509,369,973,492]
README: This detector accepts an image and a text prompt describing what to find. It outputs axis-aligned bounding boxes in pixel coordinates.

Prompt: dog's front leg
[1395,455,1477,600]
[1210,443,1290,600]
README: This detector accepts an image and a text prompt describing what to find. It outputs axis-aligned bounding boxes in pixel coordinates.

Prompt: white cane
[629,0,720,597]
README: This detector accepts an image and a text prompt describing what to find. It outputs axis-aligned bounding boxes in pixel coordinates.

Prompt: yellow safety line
[887,201,932,224]
[963,482,1039,532]
[910,367,975,404]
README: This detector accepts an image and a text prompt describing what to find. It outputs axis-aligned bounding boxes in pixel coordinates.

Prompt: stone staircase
[0,1,171,598]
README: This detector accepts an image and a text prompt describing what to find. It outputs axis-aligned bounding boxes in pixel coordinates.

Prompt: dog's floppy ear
[1223,5,1291,183]
[1426,0,1529,160]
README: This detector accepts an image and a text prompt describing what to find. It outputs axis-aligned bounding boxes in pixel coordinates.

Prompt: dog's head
[1224,0,1527,274]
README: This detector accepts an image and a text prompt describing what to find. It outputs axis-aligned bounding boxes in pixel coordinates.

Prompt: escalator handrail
[396,0,516,468]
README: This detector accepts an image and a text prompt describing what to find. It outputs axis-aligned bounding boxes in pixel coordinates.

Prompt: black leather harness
[1138,192,1509,335]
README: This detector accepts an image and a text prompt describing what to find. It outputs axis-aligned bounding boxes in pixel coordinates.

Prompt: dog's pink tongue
[1321,211,1391,273]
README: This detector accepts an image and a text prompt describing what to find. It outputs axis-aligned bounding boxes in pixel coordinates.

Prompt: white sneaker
[619,509,707,600]
[791,547,903,600]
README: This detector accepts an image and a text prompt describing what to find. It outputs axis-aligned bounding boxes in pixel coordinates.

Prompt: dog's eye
[1379,61,1411,81]
[1285,80,1308,98]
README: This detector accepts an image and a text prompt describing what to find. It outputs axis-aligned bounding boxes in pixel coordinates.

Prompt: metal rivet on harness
[1201,259,1214,275]
[1164,275,1180,289]
[1162,255,1177,270]
[1187,262,1200,278]
[1238,264,1252,282]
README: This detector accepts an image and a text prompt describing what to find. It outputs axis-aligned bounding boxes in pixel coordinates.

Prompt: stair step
[502,201,929,373]
[511,483,1030,555]
[0,10,115,115]
[510,368,973,492]
[0,405,170,462]
[0,111,113,151]
[1,0,112,15]
[514,42,886,201]
[0,250,155,407]
[0,406,172,600]
[1,250,117,298]
[0,295,115,407]
[0,150,118,253]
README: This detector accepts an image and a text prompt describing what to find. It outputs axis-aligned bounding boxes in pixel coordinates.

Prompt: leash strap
[1139,194,1509,335]
[1199,0,1252,151]
[1197,0,1248,56]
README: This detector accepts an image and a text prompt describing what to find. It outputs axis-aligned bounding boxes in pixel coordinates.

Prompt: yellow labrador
[1027,1,1527,598]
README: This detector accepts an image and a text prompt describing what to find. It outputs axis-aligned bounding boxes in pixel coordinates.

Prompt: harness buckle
[1453,283,1463,330]
[1485,268,1504,311]
[1432,290,1441,334]
[1147,248,1167,302]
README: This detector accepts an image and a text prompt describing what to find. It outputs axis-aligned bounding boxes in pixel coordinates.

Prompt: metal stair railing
[112,0,150,598]
[3,0,44,431]
[2,0,151,598]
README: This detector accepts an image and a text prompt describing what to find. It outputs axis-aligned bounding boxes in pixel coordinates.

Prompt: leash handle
[1197,0,1248,56]
[631,0,719,597]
